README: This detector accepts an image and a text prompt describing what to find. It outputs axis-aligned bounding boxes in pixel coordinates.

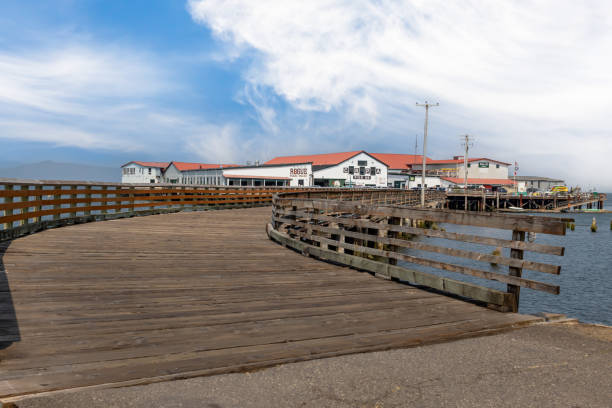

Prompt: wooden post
[507,230,525,312]
[32,185,43,223]
[52,186,62,221]
[18,186,31,226]
[481,190,485,212]
[70,187,78,219]
[3,185,14,230]
[84,186,92,216]
[387,217,401,266]
[101,186,108,215]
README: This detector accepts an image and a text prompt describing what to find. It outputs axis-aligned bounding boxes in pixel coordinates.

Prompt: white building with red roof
[265,151,388,187]
[120,152,512,190]
[369,153,432,189]
[411,157,513,190]
[121,161,169,184]
[162,162,239,185]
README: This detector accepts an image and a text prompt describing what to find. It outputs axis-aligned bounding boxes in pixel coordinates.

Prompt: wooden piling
[507,230,525,313]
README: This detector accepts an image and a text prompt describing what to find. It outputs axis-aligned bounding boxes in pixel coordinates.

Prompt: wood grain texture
[0,207,539,399]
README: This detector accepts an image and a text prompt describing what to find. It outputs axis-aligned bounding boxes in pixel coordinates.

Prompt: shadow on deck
[0,240,20,350]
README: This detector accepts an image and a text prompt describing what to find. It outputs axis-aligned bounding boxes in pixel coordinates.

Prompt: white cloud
[0,44,254,162]
[189,0,612,189]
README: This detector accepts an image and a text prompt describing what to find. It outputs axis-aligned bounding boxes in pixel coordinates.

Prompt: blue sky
[1,0,611,190]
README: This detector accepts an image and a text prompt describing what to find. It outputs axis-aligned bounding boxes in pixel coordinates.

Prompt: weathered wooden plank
[274,208,566,256]
[0,205,541,399]
[285,228,559,295]
[280,198,570,235]
[268,225,513,306]
[274,216,561,275]
[507,230,526,313]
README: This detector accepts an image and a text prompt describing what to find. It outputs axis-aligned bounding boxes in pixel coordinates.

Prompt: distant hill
[0,161,119,182]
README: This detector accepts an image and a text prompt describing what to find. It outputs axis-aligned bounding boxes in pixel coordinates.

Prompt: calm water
[399,194,612,325]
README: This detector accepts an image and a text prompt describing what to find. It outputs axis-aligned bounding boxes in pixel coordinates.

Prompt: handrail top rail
[273,191,573,235]
[0,178,415,190]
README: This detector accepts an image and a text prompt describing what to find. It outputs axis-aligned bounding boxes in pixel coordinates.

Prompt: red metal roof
[442,177,515,185]
[265,151,363,166]
[223,174,291,180]
[121,161,169,168]
[426,158,511,166]
[168,162,239,171]
[369,153,432,169]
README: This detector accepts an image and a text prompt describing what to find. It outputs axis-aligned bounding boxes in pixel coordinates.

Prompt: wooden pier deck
[0,207,540,400]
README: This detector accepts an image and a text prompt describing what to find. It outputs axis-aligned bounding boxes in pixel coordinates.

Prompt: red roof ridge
[441,177,515,185]
[265,151,365,166]
[369,153,431,169]
[166,161,240,171]
[121,161,169,168]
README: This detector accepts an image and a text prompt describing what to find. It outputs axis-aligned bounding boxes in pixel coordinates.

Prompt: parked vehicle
[550,185,568,193]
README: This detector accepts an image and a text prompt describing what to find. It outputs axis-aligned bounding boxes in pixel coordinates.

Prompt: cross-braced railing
[268,191,571,312]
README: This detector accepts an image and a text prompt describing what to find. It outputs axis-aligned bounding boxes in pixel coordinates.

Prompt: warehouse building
[121,153,514,190]
[177,162,313,187]
[411,157,513,189]
[369,153,429,189]
[265,151,388,187]
[514,176,565,192]
[162,162,239,185]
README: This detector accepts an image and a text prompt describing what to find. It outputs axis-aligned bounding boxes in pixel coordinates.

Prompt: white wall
[162,164,183,184]
[121,164,163,184]
[222,163,312,187]
[465,160,509,179]
[406,175,448,189]
[313,152,388,187]
[175,168,225,185]
[414,160,509,180]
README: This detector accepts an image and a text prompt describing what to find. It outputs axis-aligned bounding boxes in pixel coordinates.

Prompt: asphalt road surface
[9,323,612,408]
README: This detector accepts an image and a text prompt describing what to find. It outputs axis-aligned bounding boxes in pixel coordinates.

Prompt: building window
[298,179,304,186]
[467,163,471,168]
[496,164,500,168]
[370,167,376,176]
[148,168,152,174]
[358,160,367,166]
[359,167,366,175]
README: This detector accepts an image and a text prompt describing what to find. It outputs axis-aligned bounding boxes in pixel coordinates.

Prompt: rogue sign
[289,168,308,177]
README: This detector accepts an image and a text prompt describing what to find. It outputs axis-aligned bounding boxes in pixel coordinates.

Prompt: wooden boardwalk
[0,207,539,400]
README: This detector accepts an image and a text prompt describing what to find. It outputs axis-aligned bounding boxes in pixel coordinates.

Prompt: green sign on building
[478,162,489,168]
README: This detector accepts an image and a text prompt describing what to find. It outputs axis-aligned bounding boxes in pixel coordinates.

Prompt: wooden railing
[268,191,572,312]
[0,179,443,242]
[0,178,307,241]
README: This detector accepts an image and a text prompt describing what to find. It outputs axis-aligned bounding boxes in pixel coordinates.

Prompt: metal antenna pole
[416,101,439,207]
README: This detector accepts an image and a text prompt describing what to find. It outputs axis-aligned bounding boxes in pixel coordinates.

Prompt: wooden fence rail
[0,178,441,242]
[268,191,572,312]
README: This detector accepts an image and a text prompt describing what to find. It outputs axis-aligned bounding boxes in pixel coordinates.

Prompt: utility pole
[416,101,439,207]
[460,134,473,211]
[513,161,519,194]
